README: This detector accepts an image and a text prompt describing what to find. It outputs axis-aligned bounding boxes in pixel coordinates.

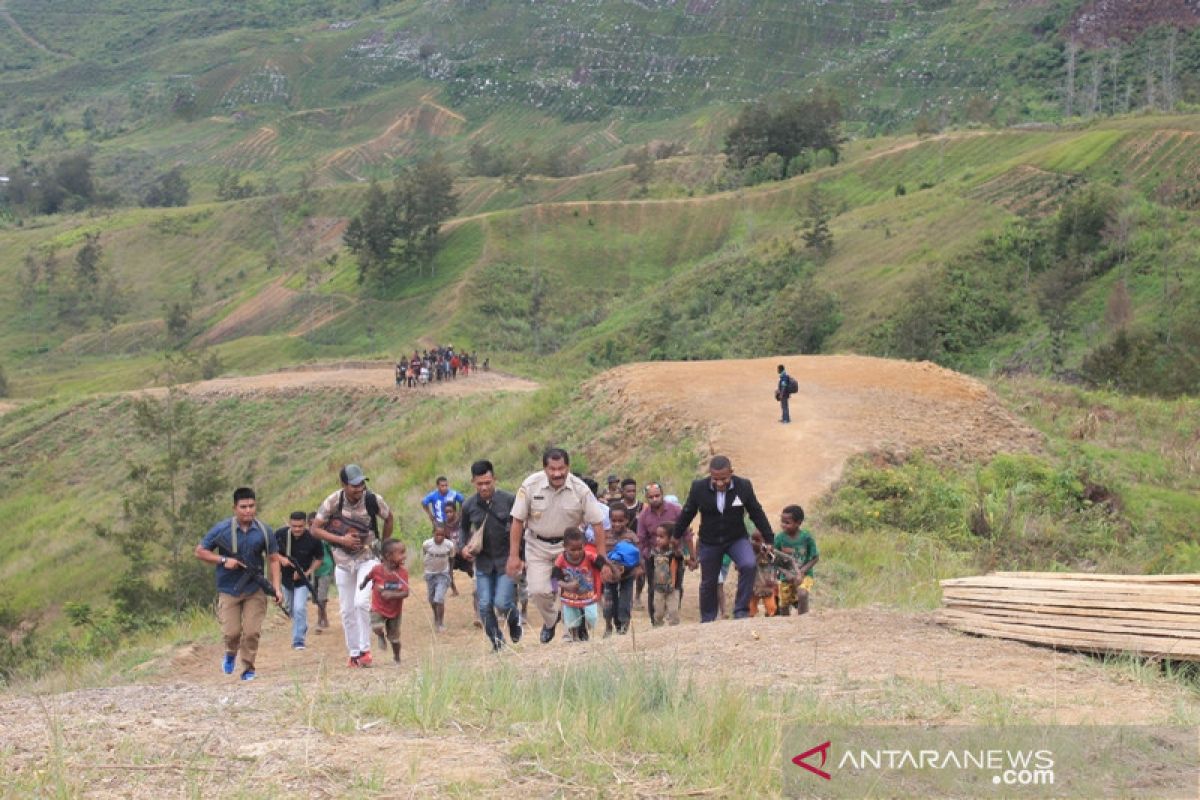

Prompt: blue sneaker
[222,653,236,675]
[240,669,256,682]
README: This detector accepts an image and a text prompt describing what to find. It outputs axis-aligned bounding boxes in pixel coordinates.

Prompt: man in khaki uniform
[507,447,608,643]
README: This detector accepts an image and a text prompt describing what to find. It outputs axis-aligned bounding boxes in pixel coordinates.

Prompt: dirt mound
[588,354,1043,512]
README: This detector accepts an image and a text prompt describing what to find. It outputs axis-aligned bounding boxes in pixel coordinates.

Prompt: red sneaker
[356,651,374,668]
[347,656,360,668]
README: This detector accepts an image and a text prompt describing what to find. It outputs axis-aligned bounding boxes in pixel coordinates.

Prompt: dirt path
[592,354,1043,512]
[0,2,70,57]
[141,364,538,399]
[3,354,1192,798]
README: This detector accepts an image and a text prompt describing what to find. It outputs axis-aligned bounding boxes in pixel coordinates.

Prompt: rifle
[231,561,288,618]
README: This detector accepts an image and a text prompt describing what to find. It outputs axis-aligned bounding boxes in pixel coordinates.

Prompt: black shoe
[539,625,556,644]
[492,637,504,652]
[573,624,589,642]
[508,616,522,644]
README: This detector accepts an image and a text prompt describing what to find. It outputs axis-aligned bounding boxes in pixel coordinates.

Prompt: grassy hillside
[4,116,1199,399]
[4,0,1200,200]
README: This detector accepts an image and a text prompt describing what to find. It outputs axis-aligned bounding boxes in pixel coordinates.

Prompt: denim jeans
[698,538,756,621]
[285,584,309,645]
[475,567,518,645]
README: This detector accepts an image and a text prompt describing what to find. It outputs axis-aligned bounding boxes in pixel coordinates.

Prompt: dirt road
[143,364,538,399]
[594,354,1043,512]
[3,355,1188,798]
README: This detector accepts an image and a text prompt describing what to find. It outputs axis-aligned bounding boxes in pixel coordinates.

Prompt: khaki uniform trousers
[524,534,564,629]
[218,591,268,671]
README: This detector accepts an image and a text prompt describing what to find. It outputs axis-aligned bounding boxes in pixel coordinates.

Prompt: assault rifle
[231,560,288,618]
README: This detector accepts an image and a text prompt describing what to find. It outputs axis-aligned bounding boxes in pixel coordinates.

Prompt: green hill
[3,117,1199,397]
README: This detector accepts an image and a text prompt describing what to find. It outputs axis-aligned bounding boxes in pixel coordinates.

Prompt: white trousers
[335,558,378,656]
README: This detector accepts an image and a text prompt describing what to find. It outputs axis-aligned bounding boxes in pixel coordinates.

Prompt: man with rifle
[311,464,395,668]
[195,487,283,682]
[275,510,324,651]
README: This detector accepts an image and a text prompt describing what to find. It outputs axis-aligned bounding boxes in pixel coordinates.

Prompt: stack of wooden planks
[938,572,1200,661]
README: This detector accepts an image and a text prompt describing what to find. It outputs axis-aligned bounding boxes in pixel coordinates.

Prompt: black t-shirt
[274,527,325,589]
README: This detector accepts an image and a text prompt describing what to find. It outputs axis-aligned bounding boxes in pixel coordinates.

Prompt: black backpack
[786,375,799,395]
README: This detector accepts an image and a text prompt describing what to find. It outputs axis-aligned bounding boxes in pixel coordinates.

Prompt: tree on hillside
[629,145,654,195]
[344,154,459,284]
[96,380,225,623]
[801,187,834,259]
[142,167,190,208]
[724,91,842,173]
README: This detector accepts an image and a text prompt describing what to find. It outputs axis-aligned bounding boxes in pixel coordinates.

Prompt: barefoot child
[360,539,409,664]
[774,504,819,615]
[648,524,685,626]
[422,525,457,632]
[552,528,602,641]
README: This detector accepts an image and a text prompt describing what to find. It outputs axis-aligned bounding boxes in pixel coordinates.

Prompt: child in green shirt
[773,504,819,616]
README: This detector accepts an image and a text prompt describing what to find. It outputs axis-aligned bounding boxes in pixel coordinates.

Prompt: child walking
[360,539,409,664]
[551,528,602,641]
[648,524,685,626]
[422,525,457,632]
[603,506,641,636]
[774,504,820,615]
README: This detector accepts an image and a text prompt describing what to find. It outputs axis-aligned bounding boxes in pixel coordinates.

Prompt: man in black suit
[674,455,774,621]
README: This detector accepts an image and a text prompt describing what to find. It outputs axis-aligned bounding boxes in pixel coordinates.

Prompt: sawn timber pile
[938,572,1200,661]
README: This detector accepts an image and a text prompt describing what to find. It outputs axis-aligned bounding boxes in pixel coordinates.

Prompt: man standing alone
[674,456,774,622]
[311,464,395,668]
[507,447,609,643]
[776,364,795,423]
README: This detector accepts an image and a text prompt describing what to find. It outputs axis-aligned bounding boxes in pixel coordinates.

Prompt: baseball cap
[339,464,368,486]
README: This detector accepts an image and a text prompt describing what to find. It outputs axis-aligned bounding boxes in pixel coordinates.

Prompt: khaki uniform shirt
[511,471,606,541]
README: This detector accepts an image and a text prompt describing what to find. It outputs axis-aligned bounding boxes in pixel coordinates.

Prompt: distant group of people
[195,447,818,680]
[395,345,487,388]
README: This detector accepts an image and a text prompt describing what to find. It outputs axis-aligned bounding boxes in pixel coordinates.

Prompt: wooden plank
[942,598,1200,628]
[938,607,1200,640]
[940,577,1200,601]
[938,611,1200,649]
[991,571,1200,584]
[936,615,1200,659]
[941,583,1200,605]
[941,588,1200,614]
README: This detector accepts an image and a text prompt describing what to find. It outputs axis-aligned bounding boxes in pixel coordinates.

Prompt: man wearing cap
[311,464,395,667]
[507,447,609,643]
[674,455,773,622]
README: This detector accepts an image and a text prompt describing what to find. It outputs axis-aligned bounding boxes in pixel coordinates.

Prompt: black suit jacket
[674,476,773,547]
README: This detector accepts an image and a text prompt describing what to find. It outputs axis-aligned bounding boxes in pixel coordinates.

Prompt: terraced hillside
[3,116,1199,398]
[3,0,1199,196]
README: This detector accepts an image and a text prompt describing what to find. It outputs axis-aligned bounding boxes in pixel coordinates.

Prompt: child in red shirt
[552,528,602,641]
[360,539,409,664]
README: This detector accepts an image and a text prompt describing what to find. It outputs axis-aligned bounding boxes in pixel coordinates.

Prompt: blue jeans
[698,538,756,622]
[475,567,518,645]
[285,584,309,645]
[780,394,791,422]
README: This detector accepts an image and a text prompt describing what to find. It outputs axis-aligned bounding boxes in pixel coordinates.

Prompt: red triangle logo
[792,740,832,780]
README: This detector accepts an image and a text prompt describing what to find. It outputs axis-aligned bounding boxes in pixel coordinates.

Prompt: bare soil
[3,355,1192,798]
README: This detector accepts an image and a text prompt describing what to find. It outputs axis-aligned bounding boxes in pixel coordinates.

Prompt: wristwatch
[219,556,227,567]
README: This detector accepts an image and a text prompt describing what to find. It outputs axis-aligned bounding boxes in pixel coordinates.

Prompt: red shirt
[369,563,409,618]
[553,551,602,607]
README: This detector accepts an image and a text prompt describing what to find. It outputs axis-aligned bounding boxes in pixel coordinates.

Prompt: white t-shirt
[422,538,456,575]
